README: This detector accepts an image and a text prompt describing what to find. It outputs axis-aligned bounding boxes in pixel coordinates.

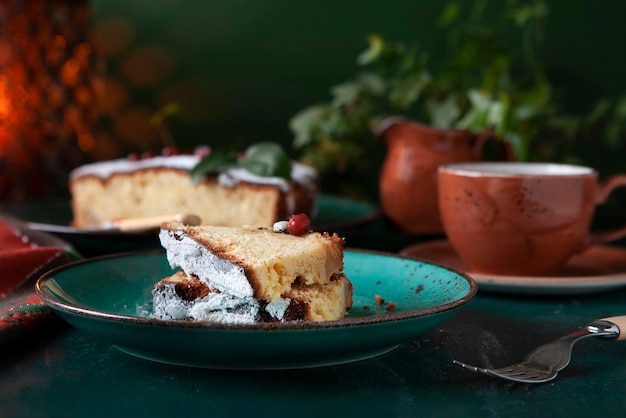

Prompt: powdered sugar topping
[159,228,254,298]
[70,155,318,191]
[70,155,199,180]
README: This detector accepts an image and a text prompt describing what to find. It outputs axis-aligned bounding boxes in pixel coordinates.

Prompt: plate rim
[400,240,626,293]
[35,248,477,332]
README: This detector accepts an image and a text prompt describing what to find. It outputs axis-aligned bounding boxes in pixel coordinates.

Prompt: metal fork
[453,315,626,383]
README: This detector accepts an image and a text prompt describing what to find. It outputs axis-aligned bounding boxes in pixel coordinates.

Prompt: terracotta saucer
[400,240,626,295]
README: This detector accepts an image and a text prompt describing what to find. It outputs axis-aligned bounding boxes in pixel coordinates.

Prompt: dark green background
[91,0,626,153]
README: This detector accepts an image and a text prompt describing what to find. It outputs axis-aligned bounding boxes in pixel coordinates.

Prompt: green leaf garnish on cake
[190,150,238,183]
[191,142,292,183]
[241,142,291,180]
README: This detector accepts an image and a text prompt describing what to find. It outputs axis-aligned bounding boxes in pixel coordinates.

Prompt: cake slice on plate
[69,143,318,228]
[154,219,353,324]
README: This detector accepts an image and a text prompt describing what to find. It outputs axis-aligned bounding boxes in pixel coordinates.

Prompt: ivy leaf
[438,2,460,27]
[357,35,385,66]
[331,81,362,107]
[389,71,431,109]
[290,105,325,148]
[241,142,292,179]
[426,94,461,128]
[190,150,238,183]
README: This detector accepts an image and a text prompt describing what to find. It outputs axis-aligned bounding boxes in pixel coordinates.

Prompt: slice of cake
[153,270,352,323]
[68,146,318,228]
[154,220,353,323]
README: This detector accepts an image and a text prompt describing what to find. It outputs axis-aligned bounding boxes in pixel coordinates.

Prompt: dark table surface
[2,218,626,417]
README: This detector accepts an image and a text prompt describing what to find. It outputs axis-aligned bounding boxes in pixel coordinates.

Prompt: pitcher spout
[372,116,407,140]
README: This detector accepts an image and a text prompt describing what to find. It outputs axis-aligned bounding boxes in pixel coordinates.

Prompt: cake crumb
[374,294,396,313]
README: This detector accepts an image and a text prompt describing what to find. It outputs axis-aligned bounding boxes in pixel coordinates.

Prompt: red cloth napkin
[0,219,70,349]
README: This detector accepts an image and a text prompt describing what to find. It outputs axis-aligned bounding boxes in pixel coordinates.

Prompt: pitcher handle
[589,174,626,243]
[472,127,515,161]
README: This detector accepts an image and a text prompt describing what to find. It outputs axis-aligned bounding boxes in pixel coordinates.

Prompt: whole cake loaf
[154,219,353,324]
[68,144,318,228]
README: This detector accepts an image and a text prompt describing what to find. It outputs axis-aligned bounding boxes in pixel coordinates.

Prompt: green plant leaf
[457,89,491,130]
[241,142,292,179]
[357,35,385,65]
[389,71,432,109]
[427,95,461,128]
[493,92,510,134]
[508,3,548,26]
[290,106,325,148]
[331,81,362,107]
[190,150,238,183]
[605,95,626,148]
[356,72,386,96]
[585,99,612,125]
[439,2,460,27]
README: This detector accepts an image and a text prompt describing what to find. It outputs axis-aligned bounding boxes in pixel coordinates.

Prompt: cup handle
[472,127,516,161]
[590,174,626,243]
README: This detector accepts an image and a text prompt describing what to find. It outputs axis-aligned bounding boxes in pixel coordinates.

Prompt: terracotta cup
[438,162,626,276]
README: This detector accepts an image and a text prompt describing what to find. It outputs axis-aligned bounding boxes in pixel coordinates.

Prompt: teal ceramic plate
[36,249,476,369]
[8,195,379,256]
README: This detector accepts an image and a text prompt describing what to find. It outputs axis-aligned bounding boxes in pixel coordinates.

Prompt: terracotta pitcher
[378,118,510,234]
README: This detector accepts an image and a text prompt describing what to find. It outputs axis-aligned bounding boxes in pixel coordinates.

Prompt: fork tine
[488,369,555,383]
[453,360,556,383]
[487,365,556,383]
[490,366,538,378]
[523,374,555,382]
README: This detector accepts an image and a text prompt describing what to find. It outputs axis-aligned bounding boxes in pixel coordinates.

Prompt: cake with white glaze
[153,220,353,324]
[68,148,318,228]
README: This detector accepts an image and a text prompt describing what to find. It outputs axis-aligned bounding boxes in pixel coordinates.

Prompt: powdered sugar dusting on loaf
[70,155,318,191]
[218,167,290,192]
[218,161,317,192]
[159,228,254,298]
[70,155,199,180]
[291,162,318,187]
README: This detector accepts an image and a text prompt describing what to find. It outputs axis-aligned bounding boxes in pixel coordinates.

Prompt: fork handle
[601,316,626,341]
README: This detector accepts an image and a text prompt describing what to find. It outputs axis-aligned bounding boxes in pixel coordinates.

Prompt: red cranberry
[287,213,311,236]
[127,152,141,161]
[194,145,211,158]
[161,145,179,156]
[141,151,156,159]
